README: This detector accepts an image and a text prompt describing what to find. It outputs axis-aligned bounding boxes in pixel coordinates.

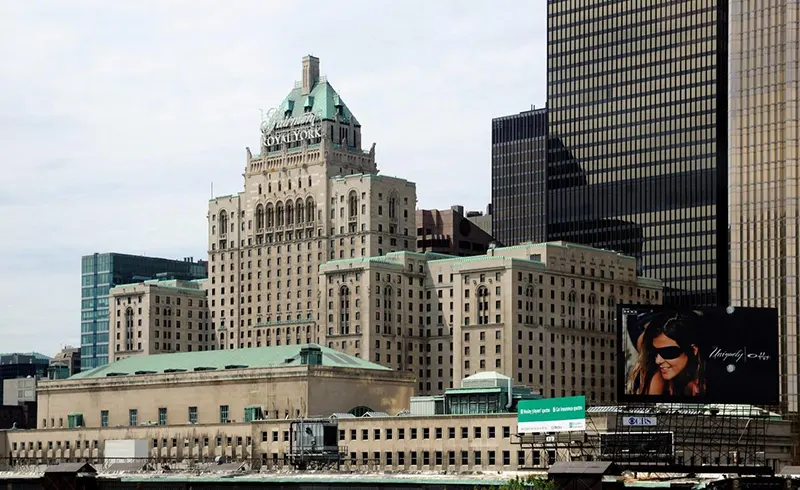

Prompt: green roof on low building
[70,344,389,380]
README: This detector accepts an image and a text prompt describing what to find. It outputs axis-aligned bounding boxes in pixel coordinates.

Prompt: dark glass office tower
[491,108,548,246]
[547,0,729,306]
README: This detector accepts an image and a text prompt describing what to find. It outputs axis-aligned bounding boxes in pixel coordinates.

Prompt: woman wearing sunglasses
[628,311,706,397]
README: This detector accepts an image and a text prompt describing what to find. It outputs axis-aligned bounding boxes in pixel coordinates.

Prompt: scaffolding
[511,404,777,476]
[603,403,775,475]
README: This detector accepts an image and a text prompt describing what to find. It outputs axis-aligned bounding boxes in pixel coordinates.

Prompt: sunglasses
[653,346,685,360]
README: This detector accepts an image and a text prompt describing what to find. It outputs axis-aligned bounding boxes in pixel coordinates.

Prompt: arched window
[286,201,294,226]
[266,203,275,228]
[306,197,315,222]
[388,192,398,219]
[219,211,228,236]
[255,204,264,231]
[348,191,358,218]
[383,286,393,329]
[276,202,284,226]
[124,307,134,351]
[476,286,489,324]
[296,199,305,224]
[348,406,372,417]
[339,286,351,334]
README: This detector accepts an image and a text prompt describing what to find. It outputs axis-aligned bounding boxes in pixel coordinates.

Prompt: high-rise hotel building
[729,0,800,411]
[546,0,729,307]
[207,57,416,351]
[320,241,662,398]
[203,57,663,399]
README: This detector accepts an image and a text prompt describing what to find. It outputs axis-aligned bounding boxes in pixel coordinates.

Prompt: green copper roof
[275,80,359,126]
[70,344,389,380]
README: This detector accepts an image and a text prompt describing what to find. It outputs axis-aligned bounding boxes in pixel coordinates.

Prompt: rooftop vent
[224,364,248,370]
[299,346,323,366]
[163,368,187,373]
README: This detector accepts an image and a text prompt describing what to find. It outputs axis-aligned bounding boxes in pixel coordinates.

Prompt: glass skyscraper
[546,0,729,306]
[80,253,207,369]
[491,108,548,246]
[729,0,800,412]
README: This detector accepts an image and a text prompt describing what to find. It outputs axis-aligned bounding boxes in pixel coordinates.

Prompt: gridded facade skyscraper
[729,0,800,412]
[491,108,548,246]
[80,253,207,370]
[546,0,729,306]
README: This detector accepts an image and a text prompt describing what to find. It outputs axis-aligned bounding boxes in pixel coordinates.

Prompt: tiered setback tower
[207,56,416,352]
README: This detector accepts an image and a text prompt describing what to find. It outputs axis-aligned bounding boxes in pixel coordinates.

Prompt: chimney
[302,55,320,95]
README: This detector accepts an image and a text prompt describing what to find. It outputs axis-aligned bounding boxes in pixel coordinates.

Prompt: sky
[0,0,547,356]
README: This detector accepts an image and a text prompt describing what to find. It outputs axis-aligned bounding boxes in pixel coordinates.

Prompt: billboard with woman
[618,306,779,405]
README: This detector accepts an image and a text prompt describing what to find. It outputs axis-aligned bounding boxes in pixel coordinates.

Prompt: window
[128,409,138,426]
[158,408,167,426]
[100,410,109,428]
[220,405,229,423]
[188,407,198,424]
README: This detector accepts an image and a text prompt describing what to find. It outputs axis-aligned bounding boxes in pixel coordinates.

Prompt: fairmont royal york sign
[261,108,322,147]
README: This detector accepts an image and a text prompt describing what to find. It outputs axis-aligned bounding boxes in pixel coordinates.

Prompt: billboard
[618,305,779,405]
[517,396,586,433]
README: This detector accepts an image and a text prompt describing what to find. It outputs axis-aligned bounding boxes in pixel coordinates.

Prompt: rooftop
[69,344,390,380]
[111,278,206,293]
[0,352,51,362]
[271,78,359,127]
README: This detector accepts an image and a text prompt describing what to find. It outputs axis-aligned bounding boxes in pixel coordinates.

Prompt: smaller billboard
[618,305,780,405]
[517,396,586,434]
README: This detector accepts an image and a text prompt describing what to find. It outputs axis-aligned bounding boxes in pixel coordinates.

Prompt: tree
[476,475,555,490]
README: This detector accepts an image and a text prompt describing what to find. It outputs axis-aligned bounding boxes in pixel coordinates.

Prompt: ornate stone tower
[207,57,416,356]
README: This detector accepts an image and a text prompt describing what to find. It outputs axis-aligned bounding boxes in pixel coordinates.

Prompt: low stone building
[108,278,212,362]
[34,344,414,431]
[1,405,791,474]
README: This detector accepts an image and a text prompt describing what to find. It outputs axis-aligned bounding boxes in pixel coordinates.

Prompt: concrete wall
[36,366,414,430]
[4,413,793,473]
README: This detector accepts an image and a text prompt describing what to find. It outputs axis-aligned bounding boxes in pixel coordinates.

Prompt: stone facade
[320,241,662,397]
[2,412,791,473]
[35,364,413,431]
[108,279,211,362]
[207,57,416,353]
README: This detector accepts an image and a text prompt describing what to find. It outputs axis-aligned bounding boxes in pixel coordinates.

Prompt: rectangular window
[188,406,198,424]
[219,405,229,423]
[128,409,138,426]
[158,408,167,426]
[100,410,109,428]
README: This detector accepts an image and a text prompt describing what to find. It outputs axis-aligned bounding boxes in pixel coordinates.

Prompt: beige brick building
[108,278,211,362]
[199,56,663,402]
[207,56,416,353]
[320,241,662,400]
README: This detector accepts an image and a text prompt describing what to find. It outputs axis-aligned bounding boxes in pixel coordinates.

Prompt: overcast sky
[0,0,547,356]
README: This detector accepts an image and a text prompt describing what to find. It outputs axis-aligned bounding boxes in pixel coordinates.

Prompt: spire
[301,55,320,95]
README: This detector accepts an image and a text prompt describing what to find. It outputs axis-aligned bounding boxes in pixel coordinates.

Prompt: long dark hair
[642,311,706,396]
